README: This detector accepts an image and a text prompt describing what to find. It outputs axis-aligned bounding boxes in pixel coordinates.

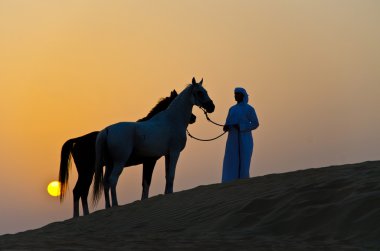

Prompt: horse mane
[137,84,197,122]
[137,95,175,122]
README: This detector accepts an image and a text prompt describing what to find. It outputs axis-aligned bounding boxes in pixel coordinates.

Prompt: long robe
[222,102,259,183]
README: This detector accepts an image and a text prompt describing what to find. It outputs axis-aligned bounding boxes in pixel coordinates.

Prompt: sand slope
[1,161,380,250]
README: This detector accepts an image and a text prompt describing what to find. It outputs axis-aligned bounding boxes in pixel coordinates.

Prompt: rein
[186,107,227,142]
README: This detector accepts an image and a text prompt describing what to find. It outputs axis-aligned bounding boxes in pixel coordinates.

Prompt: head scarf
[234,87,249,104]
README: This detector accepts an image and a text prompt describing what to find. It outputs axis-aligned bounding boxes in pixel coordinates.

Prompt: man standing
[222,87,259,183]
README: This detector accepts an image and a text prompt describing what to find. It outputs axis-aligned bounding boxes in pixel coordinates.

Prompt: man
[222,87,259,183]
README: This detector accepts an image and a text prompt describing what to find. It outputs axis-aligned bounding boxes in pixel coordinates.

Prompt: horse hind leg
[73,176,89,217]
[81,197,90,216]
[72,183,81,218]
[109,162,125,207]
[103,165,113,208]
[80,174,93,216]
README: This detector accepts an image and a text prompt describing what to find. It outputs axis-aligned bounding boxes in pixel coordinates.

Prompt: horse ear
[171,90,177,97]
[192,77,196,85]
[199,78,203,85]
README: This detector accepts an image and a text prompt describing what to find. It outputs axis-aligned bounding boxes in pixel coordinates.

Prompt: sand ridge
[1,161,379,250]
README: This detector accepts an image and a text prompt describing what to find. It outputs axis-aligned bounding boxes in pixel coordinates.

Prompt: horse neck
[165,86,194,127]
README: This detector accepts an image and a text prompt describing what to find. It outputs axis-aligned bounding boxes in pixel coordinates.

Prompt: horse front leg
[141,159,157,200]
[164,152,180,194]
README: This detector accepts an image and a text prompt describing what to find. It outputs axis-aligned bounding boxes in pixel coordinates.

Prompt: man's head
[234,87,248,103]
[234,91,244,103]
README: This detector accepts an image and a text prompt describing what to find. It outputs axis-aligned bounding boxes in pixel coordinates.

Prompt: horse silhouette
[93,78,215,208]
[59,90,196,217]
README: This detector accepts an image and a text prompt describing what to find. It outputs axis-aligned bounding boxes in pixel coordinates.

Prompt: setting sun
[47,181,61,197]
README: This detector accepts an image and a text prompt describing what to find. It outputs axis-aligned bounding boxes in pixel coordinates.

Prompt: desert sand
[1,161,379,250]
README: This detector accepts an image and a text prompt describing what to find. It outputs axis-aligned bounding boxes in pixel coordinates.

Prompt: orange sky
[1,1,379,234]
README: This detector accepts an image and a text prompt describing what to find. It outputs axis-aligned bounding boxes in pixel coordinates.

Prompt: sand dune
[1,161,379,250]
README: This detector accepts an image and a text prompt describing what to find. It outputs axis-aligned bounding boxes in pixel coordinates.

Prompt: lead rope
[186,107,227,141]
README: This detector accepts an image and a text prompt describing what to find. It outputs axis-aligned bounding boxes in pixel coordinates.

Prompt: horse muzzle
[203,100,215,113]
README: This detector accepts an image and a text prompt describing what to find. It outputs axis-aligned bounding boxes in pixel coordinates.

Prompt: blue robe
[222,102,259,183]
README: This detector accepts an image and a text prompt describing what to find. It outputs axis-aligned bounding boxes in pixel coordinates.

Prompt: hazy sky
[1,0,379,234]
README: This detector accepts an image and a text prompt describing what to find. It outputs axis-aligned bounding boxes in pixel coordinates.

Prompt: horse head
[191,77,215,113]
[170,90,178,99]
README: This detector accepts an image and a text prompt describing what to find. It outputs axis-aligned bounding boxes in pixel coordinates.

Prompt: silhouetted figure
[222,87,259,183]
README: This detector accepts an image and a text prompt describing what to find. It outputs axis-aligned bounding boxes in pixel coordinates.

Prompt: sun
[47,181,61,197]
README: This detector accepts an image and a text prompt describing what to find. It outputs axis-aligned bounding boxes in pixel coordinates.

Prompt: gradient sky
[1,0,379,234]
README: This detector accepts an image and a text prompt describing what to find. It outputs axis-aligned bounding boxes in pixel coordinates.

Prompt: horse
[58,90,196,217]
[93,77,215,208]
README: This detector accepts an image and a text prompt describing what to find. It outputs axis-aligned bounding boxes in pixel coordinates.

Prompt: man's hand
[223,124,239,131]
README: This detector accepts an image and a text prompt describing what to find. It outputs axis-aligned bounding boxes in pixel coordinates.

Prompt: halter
[186,106,227,142]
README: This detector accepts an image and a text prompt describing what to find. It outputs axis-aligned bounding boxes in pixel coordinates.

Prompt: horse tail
[92,128,108,206]
[59,138,76,202]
